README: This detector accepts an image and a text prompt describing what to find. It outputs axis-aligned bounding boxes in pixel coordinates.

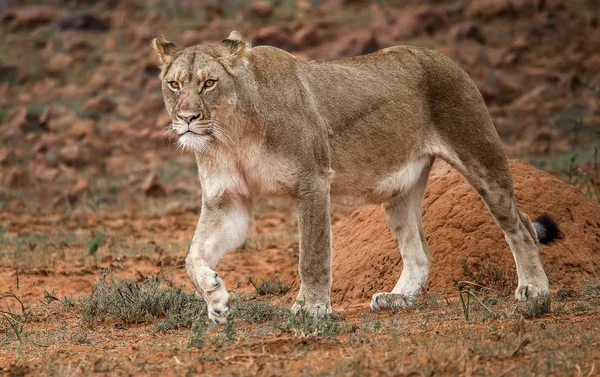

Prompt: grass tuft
[248,276,290,296]
[283,309,350,338]
[462,257,514,297]
[77,272,206,328]
[234,296,289,324]
[88,232,105,255]
[187,315,208,349]
[521,294,551,319]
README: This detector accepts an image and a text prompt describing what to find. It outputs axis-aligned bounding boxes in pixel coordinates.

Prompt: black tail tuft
[533,214,562,244]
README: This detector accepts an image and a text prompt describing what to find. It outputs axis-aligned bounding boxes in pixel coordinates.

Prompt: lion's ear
[151,35,179,65]
[218,31,250,70]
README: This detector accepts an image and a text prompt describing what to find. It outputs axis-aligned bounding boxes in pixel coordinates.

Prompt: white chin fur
[177,133,211,152]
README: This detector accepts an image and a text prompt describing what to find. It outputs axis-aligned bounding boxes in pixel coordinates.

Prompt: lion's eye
[167,81,180,91]
[204,80,215,88]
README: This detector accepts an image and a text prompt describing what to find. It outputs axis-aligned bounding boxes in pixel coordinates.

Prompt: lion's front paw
[207,288,230,325]
[291,300,332,319]
[202,276,230,325]
[515,282,549,301]
[370,292,413,311]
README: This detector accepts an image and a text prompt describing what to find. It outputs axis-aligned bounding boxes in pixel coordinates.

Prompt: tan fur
[152,32,549,323]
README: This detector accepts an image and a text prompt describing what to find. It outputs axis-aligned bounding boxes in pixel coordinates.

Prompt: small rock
[248,1,274,19]
[203,3,225,23]
[71,177,89,197]
[1,7,57,30]
[136,94,164,114]
[105,155,130,175]
[37,168,60,183]
[290,21,333,49]
[33,134,62,154]
[322,30,379,60]
[510,85,551,112]
[59,163,77,181]
[6,167,29,187]
[47,54,74,75]
[181,29,203,47]
[0,107,28,140]
[142,172,167,197]
[57,144,82,166]
[116,102,136,119]
[494,70,526,94]
[40,104,79,133]
[57,12,109,32]
[391,6,448,39]
[583,55,600,72]
[487,47,516,67]
[439,40,484,66]
[253,26,293,50]
[448,22,486,44]
[511,36,528,50]
[0,149,11,164]
[83,96,115,114]
[107,119,130,135]
[465,0,515,19]
[68,119,97,139]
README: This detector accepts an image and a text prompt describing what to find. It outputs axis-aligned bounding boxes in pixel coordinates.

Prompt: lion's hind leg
[370,160,432,311]
[442,150,551,300]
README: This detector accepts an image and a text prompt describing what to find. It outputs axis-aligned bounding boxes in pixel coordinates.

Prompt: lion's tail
[533,214,562,244]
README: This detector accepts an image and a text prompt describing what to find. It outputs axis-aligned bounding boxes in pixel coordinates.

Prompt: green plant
[223,311,237,342]
[77,271,206,328]
[3,313,26,349]
[248,276,290,296]
[187,315,208,349]
[1,292,27,355]
[457,284,500,322]
[88,232,105,255]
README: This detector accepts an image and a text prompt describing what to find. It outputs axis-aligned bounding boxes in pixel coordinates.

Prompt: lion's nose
[178,113,200,124]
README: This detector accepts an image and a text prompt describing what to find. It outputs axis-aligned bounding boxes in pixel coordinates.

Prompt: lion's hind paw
[370,292,413,311]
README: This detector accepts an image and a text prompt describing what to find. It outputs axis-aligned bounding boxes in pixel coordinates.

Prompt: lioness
[152,31,560,324]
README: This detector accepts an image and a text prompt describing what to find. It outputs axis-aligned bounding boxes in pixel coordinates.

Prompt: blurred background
[0,0,599,217]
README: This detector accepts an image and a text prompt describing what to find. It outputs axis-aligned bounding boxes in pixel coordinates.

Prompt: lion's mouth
[178,128,212,137]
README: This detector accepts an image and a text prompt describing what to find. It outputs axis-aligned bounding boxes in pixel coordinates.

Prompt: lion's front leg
[186,196,253,324]
[292,177,333,318]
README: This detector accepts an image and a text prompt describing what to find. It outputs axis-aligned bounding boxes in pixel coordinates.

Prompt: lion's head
[151,31,250,152]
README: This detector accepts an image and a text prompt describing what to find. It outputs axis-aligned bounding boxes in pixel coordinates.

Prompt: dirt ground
[1,0,600,376]
[1,197,599,376]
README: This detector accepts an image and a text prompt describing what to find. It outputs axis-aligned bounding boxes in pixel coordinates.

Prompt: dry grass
[77,270,206,329]
[248,276,291,296]
[462,257,515,297]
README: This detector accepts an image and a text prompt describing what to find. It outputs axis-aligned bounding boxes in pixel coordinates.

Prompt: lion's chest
[199,146,298,199]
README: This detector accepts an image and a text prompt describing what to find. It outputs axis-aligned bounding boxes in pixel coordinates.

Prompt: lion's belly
[330,157,431,206]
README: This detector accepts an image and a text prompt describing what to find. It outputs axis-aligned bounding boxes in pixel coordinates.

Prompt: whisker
[213,125,235,144]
